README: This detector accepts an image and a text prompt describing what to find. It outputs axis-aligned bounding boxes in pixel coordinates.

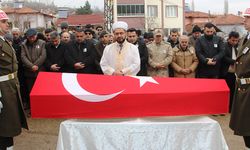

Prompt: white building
[114,0,184,34]
[2,6,55,32]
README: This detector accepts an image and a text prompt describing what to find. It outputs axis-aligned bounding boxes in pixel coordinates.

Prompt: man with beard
[0,9,28,150]
[100,21,140,76]
[195,22,225,78]
[171,35,198,78]
[127,28,148,76]
[64,28,97,73]
[230,8,250,150]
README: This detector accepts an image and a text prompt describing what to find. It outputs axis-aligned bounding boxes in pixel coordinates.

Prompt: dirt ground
[14,114,244,150]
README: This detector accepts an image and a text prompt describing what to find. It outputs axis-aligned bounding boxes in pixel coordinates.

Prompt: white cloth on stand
[57,116,228,150]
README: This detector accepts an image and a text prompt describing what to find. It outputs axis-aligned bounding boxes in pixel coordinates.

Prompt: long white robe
[100,40,140,76]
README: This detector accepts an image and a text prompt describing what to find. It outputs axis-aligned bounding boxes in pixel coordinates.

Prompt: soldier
[171,35,198,78]
[230,8,250,150]
[0,9,28,150]
[147,29,173,77]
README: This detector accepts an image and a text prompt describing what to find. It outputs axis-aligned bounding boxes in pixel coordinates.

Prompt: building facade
[114,0,184,34]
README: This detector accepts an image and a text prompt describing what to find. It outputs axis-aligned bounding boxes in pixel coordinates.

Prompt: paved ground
[14,114,244,150]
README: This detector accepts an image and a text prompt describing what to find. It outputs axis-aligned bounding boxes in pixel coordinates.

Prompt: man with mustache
[100,21,140,76]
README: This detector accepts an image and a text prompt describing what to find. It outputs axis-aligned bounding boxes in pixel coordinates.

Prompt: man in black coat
[94,31,110,74]
[195,23,225,78]
[64,28,97,73]
[44,31,66,72]
[220,31,239,112]
[127,28,148,76]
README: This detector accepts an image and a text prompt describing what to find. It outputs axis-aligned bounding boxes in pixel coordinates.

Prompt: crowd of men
[1,7,250,149]
[7,21,241,114]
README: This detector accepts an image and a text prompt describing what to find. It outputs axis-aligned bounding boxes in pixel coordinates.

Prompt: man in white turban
[100,21,140,76]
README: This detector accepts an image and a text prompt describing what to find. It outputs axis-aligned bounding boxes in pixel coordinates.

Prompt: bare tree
[145,17,159,31]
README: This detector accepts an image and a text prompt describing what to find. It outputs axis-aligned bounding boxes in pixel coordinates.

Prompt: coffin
[30,72,229,118]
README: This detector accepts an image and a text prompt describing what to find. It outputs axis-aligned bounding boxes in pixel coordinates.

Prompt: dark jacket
[167,38,179,48]
[195,35,225,77]
[64,40,97,73]
[135,40,148,76]
[94,41,106,74]
[0,38,28,137]
[44,42,66,72]
[220,42,238,77]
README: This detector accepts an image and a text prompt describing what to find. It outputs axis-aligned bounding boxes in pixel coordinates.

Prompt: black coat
[195,35,225,77]
[64,40,97,73]
[136,41,148,76]
[94,42,106,74]
[220,42,238,77]
[44,42,66,72]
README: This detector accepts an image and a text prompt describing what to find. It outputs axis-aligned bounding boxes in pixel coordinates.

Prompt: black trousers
[224,72,236,112]
[244,136,250,148]
[0,136,13,150]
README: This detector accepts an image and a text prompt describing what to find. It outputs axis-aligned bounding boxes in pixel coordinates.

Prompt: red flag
[30,72,229,118]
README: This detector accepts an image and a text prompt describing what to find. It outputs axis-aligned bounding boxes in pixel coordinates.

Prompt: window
[117,5,144,16]
[166,5,178,17]
[147,5,158,17]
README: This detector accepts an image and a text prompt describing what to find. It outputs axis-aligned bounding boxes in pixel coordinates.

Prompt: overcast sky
[53,0,249,15]
[185,0,250,14]
[54,0,104,9]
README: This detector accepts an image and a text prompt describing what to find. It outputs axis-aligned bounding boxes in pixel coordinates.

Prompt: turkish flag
[30,72,229,118]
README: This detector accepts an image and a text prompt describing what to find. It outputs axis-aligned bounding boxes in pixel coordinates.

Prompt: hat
[0,9,9,20]
[112,21,128,31]
[99,31,109,38]
[26,28,37,37]
[243,8,250,17]
[153,29,164,36]
[192,25,202,33]
[61,22,69,29]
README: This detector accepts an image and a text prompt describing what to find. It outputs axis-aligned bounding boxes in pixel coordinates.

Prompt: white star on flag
[130,76,159,87]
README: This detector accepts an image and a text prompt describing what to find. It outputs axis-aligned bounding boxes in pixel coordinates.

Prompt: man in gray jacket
[21,28,46,110]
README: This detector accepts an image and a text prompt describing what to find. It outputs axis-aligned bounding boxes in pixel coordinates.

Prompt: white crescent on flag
[62,73,124,102]
[62,73,159,102]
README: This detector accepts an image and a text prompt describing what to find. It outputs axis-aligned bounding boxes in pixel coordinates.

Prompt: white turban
[112,21,128,31]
